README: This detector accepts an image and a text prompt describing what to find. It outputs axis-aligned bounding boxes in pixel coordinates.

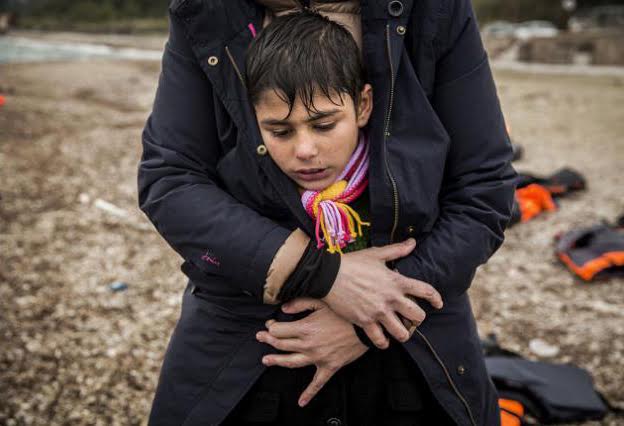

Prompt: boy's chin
[293,176,336,193]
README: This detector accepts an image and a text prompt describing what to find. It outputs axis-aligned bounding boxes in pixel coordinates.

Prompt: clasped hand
[256,298,366,407]
[256,239,443,407]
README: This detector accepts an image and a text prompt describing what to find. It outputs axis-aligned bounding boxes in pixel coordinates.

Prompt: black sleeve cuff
[278,239,341,302]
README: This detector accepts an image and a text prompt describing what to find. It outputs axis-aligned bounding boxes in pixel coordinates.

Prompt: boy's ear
[356,84,373,128]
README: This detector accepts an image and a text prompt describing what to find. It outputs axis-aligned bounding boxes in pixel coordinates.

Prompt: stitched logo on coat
[201,250,221,267]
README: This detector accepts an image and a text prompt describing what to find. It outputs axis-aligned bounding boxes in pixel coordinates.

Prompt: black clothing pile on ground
[556,215,624,282]
[481,335,623,425]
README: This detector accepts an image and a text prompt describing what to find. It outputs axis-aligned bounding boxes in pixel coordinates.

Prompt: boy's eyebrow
[260,109,341,126]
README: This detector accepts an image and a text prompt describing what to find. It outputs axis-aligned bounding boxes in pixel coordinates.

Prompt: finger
[299,368,335,407]
[263,353,311,369]
[256,332,303,352]
[379,313,410,343]
[282,297,324,314]
[395,296,426,326]
[402,277,443,309]
[364,323,389,349]
[375,238,416,262]
[264,320,304,339]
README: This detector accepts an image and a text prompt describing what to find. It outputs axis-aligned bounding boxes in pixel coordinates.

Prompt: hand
[256,298,368,407]
[322,238,443,349]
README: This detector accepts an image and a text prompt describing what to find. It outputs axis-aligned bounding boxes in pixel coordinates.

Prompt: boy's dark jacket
[138,0,517,424]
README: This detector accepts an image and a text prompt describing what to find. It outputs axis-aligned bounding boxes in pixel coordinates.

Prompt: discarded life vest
[514,184,557,223]
[482,335,622,425]
[509,168,586,226]
[500,398,525,426]
[555,220,624,281]
[489,357,610,424]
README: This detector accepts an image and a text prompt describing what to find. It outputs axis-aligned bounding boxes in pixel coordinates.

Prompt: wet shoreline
[0,32,165,64]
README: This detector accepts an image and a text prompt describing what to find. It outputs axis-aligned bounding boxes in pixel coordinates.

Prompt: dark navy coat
[137,0,517,424]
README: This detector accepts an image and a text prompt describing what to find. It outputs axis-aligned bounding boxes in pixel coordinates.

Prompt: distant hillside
[2,0,170,19]
[2,0,623,32]
[1,0,170,32]
[473,0,623,26]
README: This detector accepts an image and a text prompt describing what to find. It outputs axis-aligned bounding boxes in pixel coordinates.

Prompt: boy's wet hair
[245,9,365,115]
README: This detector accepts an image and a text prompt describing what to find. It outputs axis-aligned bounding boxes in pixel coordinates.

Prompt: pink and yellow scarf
[301,133,370,253]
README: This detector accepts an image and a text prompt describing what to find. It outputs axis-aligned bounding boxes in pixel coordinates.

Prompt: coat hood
[254,0,359,15]
[254,0,362,50]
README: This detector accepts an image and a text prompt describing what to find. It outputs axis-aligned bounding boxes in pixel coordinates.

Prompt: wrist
[278,240,341,302]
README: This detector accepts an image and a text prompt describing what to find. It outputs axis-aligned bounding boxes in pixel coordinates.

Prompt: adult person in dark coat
[137,0,516,425]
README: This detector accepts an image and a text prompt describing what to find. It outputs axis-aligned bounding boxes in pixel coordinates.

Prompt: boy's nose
[294,134,319,161]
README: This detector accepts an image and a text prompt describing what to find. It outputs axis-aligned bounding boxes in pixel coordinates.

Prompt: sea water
[0,36,161,63]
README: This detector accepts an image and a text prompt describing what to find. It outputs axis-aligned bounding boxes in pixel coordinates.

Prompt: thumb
[376,238,416,262]
[282,297,324,314]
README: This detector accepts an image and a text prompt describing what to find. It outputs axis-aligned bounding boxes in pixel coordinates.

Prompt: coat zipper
[225,46,246,89]
[415,330,478,426]
[383,24,400,245]
[383,24,477,426]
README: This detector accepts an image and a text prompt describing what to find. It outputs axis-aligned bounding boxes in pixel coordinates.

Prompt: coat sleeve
[137,12,292,300]
[395,0,517,299]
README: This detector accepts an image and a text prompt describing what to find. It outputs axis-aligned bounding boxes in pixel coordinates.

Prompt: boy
[222,10,468,425]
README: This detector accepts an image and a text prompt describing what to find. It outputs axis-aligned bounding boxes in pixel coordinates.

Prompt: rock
[109,281,129,292]
[94,198,129,218]
[529,338,560,358]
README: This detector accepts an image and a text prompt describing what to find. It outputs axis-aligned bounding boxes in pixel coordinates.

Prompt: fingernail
[265,320,274,328]
[262,357,270,365]
[282,304,291,312]
[299,399,307,407]
[256,332,262,340]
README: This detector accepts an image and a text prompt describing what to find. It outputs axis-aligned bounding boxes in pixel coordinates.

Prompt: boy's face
[254,84,373,192]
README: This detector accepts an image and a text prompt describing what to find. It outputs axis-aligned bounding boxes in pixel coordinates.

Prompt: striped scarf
[301,132,370,253]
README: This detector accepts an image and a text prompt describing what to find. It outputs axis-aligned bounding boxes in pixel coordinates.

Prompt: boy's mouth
[293,167,330,182]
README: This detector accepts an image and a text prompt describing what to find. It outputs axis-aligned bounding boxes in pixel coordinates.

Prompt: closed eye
[270,128,292,138]
[314,122,336,132]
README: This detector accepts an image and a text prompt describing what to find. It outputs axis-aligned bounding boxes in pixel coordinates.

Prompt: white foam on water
[0,36,162,63]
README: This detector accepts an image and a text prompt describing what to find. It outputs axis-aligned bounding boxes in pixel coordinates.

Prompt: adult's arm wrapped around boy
[395,0,517,299]
[137,11,294,300]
